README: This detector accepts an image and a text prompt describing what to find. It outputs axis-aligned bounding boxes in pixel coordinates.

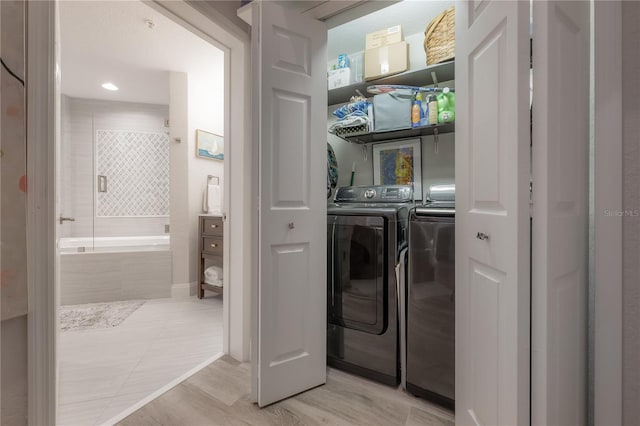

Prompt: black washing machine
[326,185,413,386]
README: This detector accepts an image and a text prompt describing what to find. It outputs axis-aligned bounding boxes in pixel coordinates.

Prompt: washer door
[327,214,387,335]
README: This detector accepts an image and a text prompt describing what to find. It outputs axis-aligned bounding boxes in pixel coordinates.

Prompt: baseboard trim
[171,282,197,298]
[99,351,225,426]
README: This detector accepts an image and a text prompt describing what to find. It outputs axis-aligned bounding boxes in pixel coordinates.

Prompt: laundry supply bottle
[411,93,422,128]
[420,93,429,126]
[437,87,455,123]
[428,94,438,125]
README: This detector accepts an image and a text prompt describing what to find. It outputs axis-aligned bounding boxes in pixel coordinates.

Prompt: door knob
[476,232,489,241]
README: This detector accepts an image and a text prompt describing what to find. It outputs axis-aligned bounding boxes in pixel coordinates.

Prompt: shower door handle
[97,175,107,192]
[59,216,76,225]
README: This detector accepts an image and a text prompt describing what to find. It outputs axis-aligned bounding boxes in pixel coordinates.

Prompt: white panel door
[247,1,327,407]
[455,1,530,425]
[531,1,589,425]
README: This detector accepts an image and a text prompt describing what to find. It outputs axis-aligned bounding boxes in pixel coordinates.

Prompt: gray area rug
[60,300,145,332]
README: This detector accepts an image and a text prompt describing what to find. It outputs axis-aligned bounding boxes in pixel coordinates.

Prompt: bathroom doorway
[56,2,226,424]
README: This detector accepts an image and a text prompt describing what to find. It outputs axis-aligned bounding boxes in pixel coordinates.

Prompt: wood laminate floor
[118,355,455,426]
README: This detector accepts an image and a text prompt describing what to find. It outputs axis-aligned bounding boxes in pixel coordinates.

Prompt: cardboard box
[364,41,408,81]
[327,67,353,89]
[365,25,403,50]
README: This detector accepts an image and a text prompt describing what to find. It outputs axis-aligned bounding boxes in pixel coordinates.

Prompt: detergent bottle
[411,92,422,128]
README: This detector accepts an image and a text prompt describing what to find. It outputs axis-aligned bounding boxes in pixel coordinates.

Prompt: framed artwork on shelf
[196,129,224,161]
[372,138,422,200]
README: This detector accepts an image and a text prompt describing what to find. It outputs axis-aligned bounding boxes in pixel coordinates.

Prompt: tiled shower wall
[61,96,170,238]
[96,129,169,217]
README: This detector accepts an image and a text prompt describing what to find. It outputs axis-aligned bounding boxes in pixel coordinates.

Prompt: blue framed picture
[196,129,224,161]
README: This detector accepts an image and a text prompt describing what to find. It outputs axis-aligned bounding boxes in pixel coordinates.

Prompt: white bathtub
[59,235,172,305]
[59,235,170,254]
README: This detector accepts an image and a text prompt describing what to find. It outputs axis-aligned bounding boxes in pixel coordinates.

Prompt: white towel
[204,266,223,285]
[206,184,222,215]
[205,279,223,287]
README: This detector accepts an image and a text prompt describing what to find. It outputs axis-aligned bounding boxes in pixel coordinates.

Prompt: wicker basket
[423,6,455,65]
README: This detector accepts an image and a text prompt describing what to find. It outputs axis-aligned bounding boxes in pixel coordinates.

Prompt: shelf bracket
[433,127,439,154]
[431,71,439,88]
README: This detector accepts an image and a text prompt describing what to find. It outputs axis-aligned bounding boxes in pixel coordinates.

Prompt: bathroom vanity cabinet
[198,215,224,298]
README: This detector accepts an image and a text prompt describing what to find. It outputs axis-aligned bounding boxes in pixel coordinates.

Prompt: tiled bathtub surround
[59,235,170,253]
[60,250,172,305]
[96,129,169,217]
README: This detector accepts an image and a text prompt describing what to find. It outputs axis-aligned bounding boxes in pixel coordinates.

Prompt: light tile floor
[58,295,223,426]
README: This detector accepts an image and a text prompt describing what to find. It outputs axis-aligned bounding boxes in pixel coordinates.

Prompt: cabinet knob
[288,222,295,230]
[210,243,217,248]
[210,224,218,229]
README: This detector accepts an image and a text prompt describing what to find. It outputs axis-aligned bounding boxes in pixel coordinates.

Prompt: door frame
[26,1,251,424]
[593,1,623,424]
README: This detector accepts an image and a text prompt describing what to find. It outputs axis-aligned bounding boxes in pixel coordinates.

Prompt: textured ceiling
[59,1,224,105]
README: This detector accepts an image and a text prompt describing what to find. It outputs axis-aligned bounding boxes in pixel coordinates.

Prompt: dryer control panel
[335,185,413,203]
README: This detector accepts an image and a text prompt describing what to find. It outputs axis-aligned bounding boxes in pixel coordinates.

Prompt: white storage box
[328,68,353,89]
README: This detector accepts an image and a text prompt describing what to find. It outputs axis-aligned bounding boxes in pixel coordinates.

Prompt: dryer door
[327,215,387,335]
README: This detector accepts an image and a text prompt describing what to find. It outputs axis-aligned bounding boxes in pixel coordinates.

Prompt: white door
[244,1,328,407]
[531,1,589,425]
[455,1,531,425]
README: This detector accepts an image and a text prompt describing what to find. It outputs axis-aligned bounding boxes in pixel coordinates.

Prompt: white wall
[1,316,28,425]
[1,1,28,423]
[622,1,640,423]
[169,67,224,290]
[60,96,170,239]
[185,0,250,38]
[187,70,224,284]
[169,72,191,288]
[60,250,172,305]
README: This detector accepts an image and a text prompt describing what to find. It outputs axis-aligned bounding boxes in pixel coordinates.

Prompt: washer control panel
[334,185,413,203]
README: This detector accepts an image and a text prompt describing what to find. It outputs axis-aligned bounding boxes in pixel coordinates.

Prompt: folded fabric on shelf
[332,100,371,119]
[204,265,223,284]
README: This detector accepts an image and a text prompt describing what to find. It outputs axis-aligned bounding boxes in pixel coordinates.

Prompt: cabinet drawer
[202,237,223,255]
[202,217,223,236]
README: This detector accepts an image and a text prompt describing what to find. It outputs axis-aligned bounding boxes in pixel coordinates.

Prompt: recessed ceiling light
[101,82,119,91]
